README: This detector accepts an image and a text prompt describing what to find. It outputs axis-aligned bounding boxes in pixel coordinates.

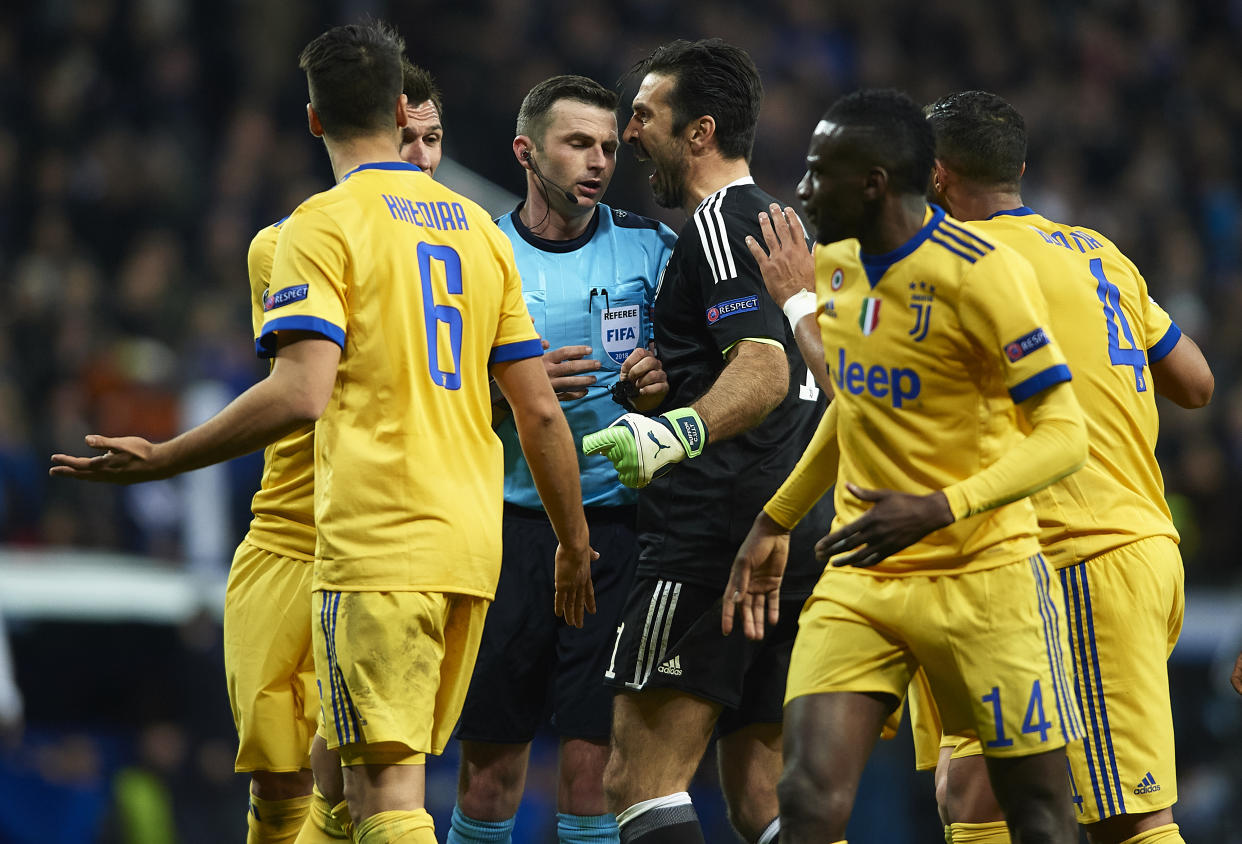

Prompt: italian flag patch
[859,297,881,335]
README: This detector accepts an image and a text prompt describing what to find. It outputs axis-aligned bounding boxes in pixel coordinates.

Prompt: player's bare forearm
[1231,651,1242,696]
[1151,334,1213,408]
[493,355,597,625]
[51,335,338,483]
[691,340,788,443]
[793,315,833,398]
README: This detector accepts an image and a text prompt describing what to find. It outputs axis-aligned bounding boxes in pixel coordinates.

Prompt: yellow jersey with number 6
[259,161,541,597]
[976,208,1180,567]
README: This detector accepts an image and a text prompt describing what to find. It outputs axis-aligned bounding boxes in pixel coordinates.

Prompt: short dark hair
[926,91,1026,189]
[516,75,619,144]
[630,38,762,162]
[402,59,443,118]
[298,21,405,140]
[823,89,936,196]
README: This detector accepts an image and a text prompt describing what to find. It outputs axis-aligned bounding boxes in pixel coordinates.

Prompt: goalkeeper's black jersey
[637,179,833,598]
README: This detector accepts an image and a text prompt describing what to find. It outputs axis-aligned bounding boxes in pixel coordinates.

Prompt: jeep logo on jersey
[706,295,760,325]
[834,348,921,408]
[601,305,641,364]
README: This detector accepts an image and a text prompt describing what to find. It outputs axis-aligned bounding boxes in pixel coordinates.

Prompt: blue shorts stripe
[1029,556,1070,742]
[333,592,363,742]
[1079,566,1126,814]
[329,592,352,745]
[1030,555,1079,743]
[1063,567,1112,818]
[319,591,348,746]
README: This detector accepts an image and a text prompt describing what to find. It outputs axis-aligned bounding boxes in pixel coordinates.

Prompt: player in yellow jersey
[901,91,1214,844]
[213,58,452,844]
[723,89,1090,844]
[51,21,596,844]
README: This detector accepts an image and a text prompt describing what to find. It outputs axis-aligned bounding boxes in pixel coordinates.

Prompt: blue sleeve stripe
[256,315,346,358]
[928,233,978,264]
[490,338,544,364]
[1009,364,1072,403]
[1147,322,1182,363]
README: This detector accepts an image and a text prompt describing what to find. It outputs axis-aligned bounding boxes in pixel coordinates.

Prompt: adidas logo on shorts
[1133,772,1161,795]
[657,655,683,676]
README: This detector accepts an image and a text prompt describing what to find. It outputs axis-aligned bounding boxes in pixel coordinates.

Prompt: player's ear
[687,114,715,153]
[863,165,887,201]
[395,93,409,129]
[1019,161,1026,179]
[307,103,324,138]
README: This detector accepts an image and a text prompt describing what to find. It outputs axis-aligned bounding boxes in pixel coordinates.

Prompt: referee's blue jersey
[495,202,676,509]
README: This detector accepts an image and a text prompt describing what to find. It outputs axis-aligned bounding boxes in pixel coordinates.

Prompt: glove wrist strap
[658,407,708,459]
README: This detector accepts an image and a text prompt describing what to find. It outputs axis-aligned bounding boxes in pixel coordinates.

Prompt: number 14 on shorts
[982,680,1052,748]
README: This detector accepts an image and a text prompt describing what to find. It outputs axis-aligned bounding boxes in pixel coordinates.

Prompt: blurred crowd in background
[2,0,1241,841]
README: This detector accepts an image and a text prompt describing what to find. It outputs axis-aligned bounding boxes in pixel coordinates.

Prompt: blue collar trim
[860,204,943,288]
[987,205,1035,219]
[341,161,421,181]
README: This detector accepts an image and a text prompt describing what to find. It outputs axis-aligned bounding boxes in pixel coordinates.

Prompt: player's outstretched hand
[581,407,706,488]
[49,435,167,484]
[723,510,791,640]
[1231,650,1242,696]
[619,345,669,413]
[544,344,600,401]
[554,542,599,628]
[815,484,954,568]
[745,203,814,308]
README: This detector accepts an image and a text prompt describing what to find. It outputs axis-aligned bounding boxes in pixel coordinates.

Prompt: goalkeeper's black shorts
[603,574,802,735]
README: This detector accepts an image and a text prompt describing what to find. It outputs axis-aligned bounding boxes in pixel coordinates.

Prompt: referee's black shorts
[456,503,638,744]
[604,574,805,736]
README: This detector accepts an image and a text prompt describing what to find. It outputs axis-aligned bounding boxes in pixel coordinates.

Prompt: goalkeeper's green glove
[581,407,708,488]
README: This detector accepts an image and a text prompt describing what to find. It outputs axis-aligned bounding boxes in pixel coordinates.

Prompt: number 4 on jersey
[1090,257,1147,392]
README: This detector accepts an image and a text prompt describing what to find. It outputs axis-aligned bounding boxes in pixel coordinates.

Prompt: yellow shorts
[223,540,317,773]
[312,589,489,766]
[910,537,1183,823]
[788,554,1082,759]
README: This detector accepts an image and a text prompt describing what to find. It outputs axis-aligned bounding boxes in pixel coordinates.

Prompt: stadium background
[1,0,1241,840]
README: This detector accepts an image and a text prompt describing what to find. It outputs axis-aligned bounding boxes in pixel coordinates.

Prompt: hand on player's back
[815,485,954,568]
[745,203,814,308]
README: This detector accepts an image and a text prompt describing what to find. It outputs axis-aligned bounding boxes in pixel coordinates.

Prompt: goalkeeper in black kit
[580,38,831,844]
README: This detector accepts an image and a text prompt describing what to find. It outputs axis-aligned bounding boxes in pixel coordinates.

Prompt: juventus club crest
[908,280,935,342]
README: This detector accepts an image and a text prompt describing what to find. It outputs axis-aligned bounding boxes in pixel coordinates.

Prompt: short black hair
[823,89,936,196]
[926,91,1026,189]
[403,59,443,119]
[298,21,405,140]
[516,75,619,144]
[630,38,762,162]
